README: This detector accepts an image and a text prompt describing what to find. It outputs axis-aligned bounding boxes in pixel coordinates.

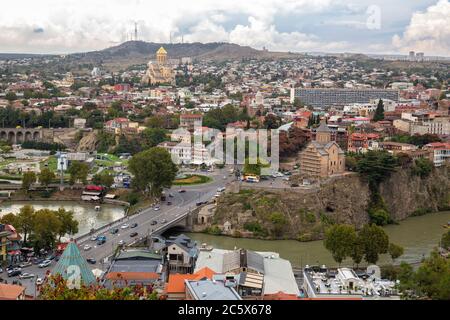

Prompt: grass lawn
[173,174,212,186]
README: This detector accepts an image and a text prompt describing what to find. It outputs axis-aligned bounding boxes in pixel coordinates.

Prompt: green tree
[5,91,17,102]
[441,230,450,249]
[38,167,55,189]
[128,147,178,197]
[15,205,35,244]
[0,213,18,226]
[373,99,385,122]
[388,243,404,262]
[31,209,62,251]
[359,224,389,264]
[22,171,37,192]
[411,158,433,178]
[55,208,79,241]
[350,234,365,267]
[140,128,167,150]
[324,224,357,265]
[67,161,90,185]
[398,251,450,300]
[92,172,114,188]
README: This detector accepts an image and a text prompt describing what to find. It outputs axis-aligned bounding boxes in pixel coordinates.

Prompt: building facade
[299,121,345,178]
[141,47,176,86]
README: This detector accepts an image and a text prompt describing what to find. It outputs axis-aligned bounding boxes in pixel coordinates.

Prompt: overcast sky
[0,0,449,56]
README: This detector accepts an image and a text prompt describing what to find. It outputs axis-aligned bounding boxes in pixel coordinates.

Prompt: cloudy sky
[0,0,449,56]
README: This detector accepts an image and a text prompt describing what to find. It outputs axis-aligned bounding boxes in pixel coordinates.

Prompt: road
[3,167,234,297]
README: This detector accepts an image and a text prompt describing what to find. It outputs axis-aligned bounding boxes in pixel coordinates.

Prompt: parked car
[86,258,96,264]
[167,201,172,205]
[131,223,138,228]
[151,220,157,225]
[118,240,125,246]
[7,270,21,277]
[110,228,119,234]
[39,260,52,268]
[161,219,167,224]
[90,235,98,241]
[121,224,130,229]
[0,267,3,273]
[36,278,44,285]
[154,206,160,211]
[178,189,186,193]
[168,193,174,198]
[19,262,32,268]
[19,273,35,279]
[130,232,138,237]
[290,183,299,188]
[83,244,92,251]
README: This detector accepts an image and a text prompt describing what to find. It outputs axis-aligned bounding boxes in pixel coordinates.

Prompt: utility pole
[134,22,138,41]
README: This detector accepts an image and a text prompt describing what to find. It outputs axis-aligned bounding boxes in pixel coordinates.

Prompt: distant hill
[67,41,302,69]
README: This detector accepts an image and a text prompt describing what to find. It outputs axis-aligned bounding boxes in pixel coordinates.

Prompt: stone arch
[16,131,24,143]
[8,131,15,143]
[33,131,40,140]
[25,131,32,141]
[0,131,7,141]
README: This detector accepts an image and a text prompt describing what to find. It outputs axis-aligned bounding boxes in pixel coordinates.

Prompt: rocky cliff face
[207,166,450,241]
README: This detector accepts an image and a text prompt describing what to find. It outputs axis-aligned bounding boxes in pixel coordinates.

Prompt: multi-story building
[179,114,203,132]
[347,133,380,153]
[299,121,346,178]
[0,224,9,263]
[290,88,399,107]
[424,142,450,167]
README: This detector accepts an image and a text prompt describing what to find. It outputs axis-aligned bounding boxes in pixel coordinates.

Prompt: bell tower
[315,119,331,144]
[156,46,167,65]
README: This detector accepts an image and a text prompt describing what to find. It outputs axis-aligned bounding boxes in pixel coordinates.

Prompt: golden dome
[157,46,167,55]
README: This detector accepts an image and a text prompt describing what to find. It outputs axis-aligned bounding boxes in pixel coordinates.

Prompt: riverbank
[0,201,126,236]
[187,211,450,268]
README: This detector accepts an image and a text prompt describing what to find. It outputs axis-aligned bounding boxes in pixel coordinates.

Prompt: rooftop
[0,283,25,300]
[185,279,242,300]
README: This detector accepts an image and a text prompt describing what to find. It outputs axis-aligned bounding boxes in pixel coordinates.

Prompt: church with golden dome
[141,46,176,86]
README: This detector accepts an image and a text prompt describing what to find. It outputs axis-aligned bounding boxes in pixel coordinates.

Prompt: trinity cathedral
[141,47,176,86]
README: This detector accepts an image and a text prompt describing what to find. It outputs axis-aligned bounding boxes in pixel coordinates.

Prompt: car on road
[151,220,157,225]
[121,224,130,229]
[290,183,299,188]
[178,189,186,193]
[217,187,226,192]
[110,228,119,234]
[118,240,125,246]
[154,206,160,211]
[161,219,167,224]
[19,273,35,279]
[130,232,138,237]
[32,258,44,265]
[38,260,52,268]
[131,223,138,228]
[90,235,98,241]
[83,244,92,251]
[167,201,172,205]
[168,193,174,198]
[86,258,96,264]
[19,262,32,268]
[8,270,21,277]
[0,267,3,273]
[97,236,107,245]
[46,254,56,260]
[36,278,44,285]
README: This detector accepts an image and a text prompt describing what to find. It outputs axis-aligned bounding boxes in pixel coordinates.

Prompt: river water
[0,201,126,236]
[187,211,450,267]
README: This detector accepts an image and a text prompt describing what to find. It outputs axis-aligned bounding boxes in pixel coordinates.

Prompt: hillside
[202,166,450,241]
[66,41,302,69]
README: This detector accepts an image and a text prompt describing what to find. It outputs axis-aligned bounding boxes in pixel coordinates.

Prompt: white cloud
[392,0,450,56]
[0,0,447,56]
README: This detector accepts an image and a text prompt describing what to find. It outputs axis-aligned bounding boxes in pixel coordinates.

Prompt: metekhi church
[141,46,176,86]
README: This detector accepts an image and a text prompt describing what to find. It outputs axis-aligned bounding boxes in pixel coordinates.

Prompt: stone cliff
[205,166,450,241]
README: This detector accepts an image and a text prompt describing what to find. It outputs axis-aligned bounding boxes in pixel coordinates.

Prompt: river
[0,201,126,237]
[187,211,450,267]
